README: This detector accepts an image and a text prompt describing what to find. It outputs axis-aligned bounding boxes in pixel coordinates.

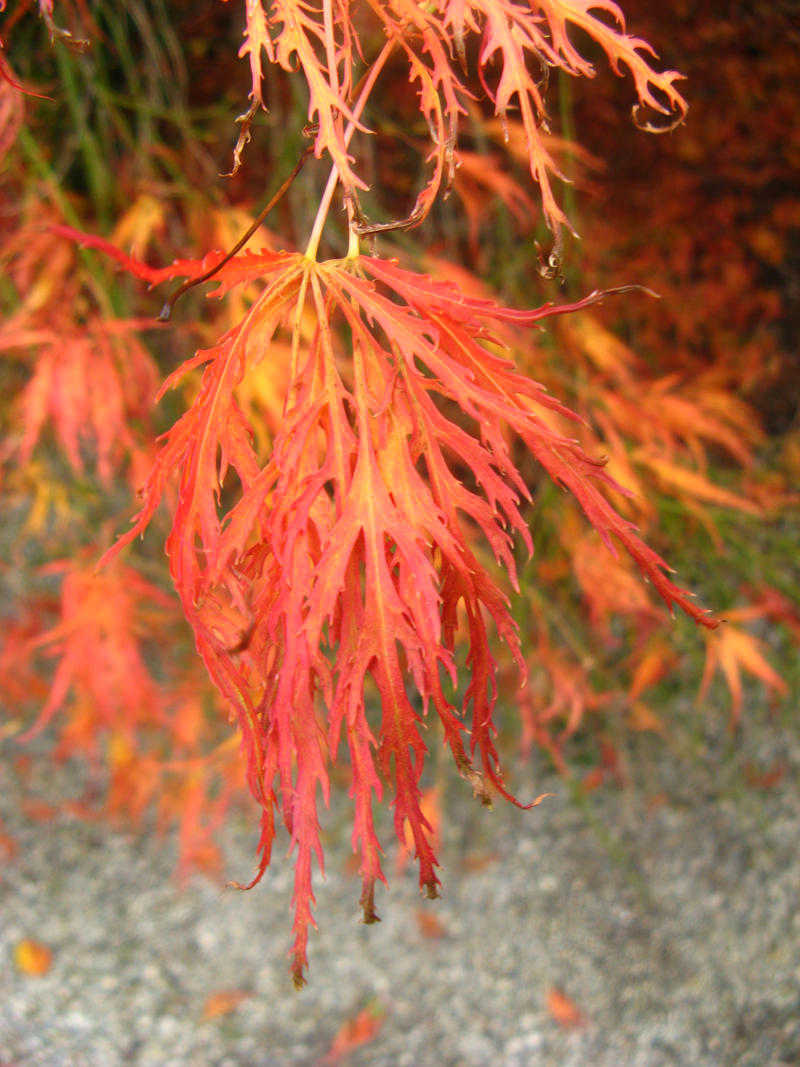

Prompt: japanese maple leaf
[3,317,159,486]
[70,226,712,983]
[231,0,686,242]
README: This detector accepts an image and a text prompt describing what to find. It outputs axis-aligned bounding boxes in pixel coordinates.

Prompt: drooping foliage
[1,0,795,985]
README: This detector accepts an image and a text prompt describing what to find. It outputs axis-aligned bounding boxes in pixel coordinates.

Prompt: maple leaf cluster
[62,233,710,980]
[42,0,702,985]
[2,0,792,987]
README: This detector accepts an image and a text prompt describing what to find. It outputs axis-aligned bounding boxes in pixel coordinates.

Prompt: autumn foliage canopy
[1,0,795,985]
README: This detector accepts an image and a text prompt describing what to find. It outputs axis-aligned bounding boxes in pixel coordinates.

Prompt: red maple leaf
[64,228,713,983]
[35,0,704,986]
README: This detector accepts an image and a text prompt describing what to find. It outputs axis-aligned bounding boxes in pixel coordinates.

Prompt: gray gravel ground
[1,700,799,1067]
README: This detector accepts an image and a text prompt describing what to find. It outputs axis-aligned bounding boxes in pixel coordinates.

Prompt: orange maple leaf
[45,1,700,984]
[698,623,787,727]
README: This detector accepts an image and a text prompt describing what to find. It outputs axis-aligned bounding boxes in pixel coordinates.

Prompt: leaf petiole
[304,40,396,262]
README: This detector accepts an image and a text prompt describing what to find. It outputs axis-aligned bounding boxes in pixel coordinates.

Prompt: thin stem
[304,40,395,262]
[322,0,341,103]
[157,144,315,321]
[321,0,353,253]
[346,198,360,258]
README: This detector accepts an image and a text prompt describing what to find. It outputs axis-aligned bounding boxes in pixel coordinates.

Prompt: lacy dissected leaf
[6,554,242,876]
[530,0,686,115]
[94,236,713,983]
[17,558,175,749]
[34,0,90,49]
[237,0,274,116]
[2,317,159,486]
[48,223,283,293]
[699,623,787,727]
[0,221,165,487]
[443,0,686,242]
[230,0,367,185]
[360,0,468,229]
[9,0,786,997]
[227,0,685,240]
[550,314,768,536]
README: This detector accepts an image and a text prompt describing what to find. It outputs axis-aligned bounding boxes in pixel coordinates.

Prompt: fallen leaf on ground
[546,987,589,1029]
[14,939,53,976]
[415,909,448,939]
[201,989,252,1021]
[317,1002,386,1065]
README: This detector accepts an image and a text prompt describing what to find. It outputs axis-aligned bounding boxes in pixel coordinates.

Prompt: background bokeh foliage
[0,0,797,945]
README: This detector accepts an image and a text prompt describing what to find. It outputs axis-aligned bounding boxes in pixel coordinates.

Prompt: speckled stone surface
[1,700,798,1067]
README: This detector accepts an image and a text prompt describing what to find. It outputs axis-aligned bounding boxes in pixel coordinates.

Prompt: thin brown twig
[157,141,316,322]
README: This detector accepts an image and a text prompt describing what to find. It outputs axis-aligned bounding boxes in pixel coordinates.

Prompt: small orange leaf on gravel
[415,908,448,939]
[14,939,53,976]
[201,989,251,1021]
[318,1002,386,1064]
[546,987,588,1028]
